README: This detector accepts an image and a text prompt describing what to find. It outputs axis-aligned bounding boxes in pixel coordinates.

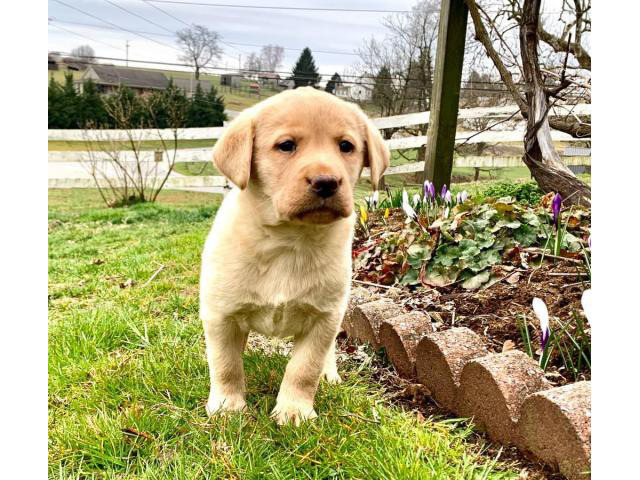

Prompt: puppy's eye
[339,140,354,153]
[277,140,296,152]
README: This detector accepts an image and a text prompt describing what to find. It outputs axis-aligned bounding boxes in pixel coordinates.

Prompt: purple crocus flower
[440,184,448,199]
[423,180,431,200]
[551,193,562,230]
[444,190,452,204]
[456,192,462,204]
[428,182,436,199]
[461,190,468,203]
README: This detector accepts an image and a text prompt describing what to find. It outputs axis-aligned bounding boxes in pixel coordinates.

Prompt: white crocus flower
[413,193,421,207]
[532,297,550,349]
[402,190,418,221]
[371,190,379,209]
[581,289,592,325]
[461,190,468,203]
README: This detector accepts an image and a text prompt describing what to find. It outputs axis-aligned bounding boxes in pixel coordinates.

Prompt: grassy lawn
[49,188,520,479]
[48,139,217,152]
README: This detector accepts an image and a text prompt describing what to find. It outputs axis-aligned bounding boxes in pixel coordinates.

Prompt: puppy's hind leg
[202,311,248,416]
[322,340,342,384]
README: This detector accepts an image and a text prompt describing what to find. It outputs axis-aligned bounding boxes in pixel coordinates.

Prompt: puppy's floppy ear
[362,116,390,190]
[212,114,254,190]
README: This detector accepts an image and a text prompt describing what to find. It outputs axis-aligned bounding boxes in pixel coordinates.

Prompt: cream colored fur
[200,87,389,425]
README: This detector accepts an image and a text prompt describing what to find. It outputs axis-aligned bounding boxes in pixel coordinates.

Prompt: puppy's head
[213,87,389,225]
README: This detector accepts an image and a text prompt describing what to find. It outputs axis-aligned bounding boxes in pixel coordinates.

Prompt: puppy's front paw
[206,393,246,416]
[322,370,343,385]
[271,398,317,426]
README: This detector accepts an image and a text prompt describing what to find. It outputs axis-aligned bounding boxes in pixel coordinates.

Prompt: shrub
[480,181,543,206]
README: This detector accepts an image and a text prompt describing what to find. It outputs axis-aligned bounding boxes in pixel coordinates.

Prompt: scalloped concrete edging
[342,297,591,480]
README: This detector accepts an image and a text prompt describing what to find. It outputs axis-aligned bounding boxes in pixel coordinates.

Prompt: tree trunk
[520,0,590,206]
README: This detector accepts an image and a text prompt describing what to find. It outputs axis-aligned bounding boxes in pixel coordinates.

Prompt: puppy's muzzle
[308,174,341,199]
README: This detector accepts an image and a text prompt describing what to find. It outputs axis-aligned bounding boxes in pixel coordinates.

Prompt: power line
[103,0,174,34]
[49,17,359,56]
[146,1,411,13]
[52,0,180,52]
[48,21,127,52]
[140,0,190,27]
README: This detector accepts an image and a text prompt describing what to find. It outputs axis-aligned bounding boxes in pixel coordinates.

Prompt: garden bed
[351,190,591,387]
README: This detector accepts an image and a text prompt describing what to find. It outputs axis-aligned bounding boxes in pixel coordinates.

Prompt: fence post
[423,0,469,191]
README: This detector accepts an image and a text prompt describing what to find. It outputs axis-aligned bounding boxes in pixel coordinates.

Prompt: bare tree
[243,52,262,73]
[259,44,285,72]
[176,25,223,79]
[70,44,95,63]
[519,0,590,205]
[461,0,590,205]
[81,88,186,207]
[356,0,439,118]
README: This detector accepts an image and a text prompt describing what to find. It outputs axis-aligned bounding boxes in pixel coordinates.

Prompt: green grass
[48,139,217,152]
[49,188,520,479]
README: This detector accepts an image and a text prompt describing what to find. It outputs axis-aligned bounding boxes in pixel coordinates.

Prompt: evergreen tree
[48,77,64,129]
[291,47,320,88]
[324,72,342,94]
[372,66,395,115]
[53,73,80,128]
[187,83,208,127]
[204,84,226,126]
[78,79,108,128]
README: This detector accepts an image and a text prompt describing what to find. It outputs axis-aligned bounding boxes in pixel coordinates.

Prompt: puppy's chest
[234,301,322,337]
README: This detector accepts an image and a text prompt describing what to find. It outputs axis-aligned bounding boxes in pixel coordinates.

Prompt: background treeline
[48,73,227,129]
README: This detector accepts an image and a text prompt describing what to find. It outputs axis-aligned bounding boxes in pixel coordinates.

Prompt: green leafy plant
[481,181,543,206]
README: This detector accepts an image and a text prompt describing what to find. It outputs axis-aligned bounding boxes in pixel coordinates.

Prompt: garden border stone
[341,293,591,478]
[415,327,488,411]
[378,311,433,379]
[518,381,591,480]
[344,299,405,350]
[457,350,548,445]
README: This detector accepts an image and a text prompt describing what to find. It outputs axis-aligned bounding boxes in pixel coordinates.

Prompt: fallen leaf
[502,340,516,352]
[506,272,521,284]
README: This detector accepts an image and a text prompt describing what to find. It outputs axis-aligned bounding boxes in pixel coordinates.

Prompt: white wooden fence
[48,104,591,192]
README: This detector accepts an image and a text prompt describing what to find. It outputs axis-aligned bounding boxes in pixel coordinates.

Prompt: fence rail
[48,103,591,191]
[48,104,591,142]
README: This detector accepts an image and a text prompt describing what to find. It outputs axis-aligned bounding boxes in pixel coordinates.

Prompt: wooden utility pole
[423,0,469,191]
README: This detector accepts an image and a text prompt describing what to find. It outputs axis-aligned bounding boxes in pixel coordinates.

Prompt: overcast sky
[48,0,571,79]
[48,0,418,78]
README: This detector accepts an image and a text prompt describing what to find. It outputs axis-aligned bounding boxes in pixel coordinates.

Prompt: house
[76,64,169,95]
[171,78,216,98]
[278,78,294,90]
[335,77,373,101]
[257,72,280,88]
[220,72,242,88]
[48,52,62,70]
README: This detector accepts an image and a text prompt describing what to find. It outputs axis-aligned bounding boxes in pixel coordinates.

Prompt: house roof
[85,65,169,90]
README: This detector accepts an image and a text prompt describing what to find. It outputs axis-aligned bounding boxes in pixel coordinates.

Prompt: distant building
[335,77,373,101]
[171,78,216,98]
[220,72,242,88]
[76,64,169,95]
[278,78,294,90]
[257,72,280,88]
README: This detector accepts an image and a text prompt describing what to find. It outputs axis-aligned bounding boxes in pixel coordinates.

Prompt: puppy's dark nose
[309,175,339,198]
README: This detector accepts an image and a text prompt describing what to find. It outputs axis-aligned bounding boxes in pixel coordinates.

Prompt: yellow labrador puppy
[200,87,389,425]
